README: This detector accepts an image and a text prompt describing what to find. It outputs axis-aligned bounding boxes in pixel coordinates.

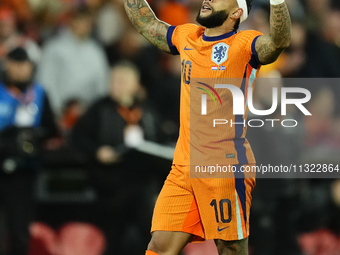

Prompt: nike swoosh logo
[184,46,194,50]
[217,226,230,232]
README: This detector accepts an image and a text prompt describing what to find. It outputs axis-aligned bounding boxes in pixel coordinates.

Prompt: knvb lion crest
[211,43,229,65]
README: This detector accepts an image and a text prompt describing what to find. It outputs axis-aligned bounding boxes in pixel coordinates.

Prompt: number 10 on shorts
[210,199,232,223]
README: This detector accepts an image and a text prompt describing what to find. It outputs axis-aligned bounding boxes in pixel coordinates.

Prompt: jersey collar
[202,31,236,42]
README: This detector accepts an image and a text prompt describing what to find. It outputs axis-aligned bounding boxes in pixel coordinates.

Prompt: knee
[215,237,248,255]
[147,238,167,255]
[147,231,191,255]
[147,235,179,255]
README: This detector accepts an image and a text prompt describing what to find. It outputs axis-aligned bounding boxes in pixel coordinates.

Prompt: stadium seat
[28,222,58,255]
[58,222,106,255]
[298,229,340,255]
[28,222,106,255]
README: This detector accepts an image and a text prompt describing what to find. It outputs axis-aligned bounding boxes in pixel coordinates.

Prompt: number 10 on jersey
[210,199,232,223]
[182,59,192,85]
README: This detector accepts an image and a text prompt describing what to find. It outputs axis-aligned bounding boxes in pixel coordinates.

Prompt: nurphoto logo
[197,82,312,128]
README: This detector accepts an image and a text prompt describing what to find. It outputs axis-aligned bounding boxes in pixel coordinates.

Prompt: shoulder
[170,23,205,46]
[32,83,45,91]
[29,84,48,102]
[32,83,47,96]
[235,30,263,41]
[173,23,204,35]
[232,30,263,54]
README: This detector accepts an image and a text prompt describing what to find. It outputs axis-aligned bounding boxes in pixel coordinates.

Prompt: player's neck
[203,24,234,37]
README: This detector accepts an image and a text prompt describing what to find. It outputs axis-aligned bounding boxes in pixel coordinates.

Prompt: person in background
[69,61,159,255]
[0,0,33,26]
[0,6,41,65]
[153,54,181,145]
[95,0,128,48]
[0,47,58,255]
[37,5,109,116]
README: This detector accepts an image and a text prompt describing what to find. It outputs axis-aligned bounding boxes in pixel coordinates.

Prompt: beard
[2,72,33,92]
[196,8,229,28]
[11,81,32,91]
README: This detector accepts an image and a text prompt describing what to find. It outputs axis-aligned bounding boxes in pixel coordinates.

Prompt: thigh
[191,165,255,242]
[151,165,204,242]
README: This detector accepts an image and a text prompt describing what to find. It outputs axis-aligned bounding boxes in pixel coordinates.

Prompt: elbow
[280,37,292,49]
[274,38,291,50]
[272,41,291,52]
[274,33,292,50]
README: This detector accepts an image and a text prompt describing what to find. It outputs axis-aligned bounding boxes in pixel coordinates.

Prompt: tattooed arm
[255,2,292,65]
[124,0,171,53]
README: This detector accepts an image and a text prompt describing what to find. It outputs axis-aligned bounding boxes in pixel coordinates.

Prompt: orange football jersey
[167,24,263,166]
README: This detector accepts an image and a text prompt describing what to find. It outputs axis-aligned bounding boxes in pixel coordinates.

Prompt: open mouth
[201,4,212,11]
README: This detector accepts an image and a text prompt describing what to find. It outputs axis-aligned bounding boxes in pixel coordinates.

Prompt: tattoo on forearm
[256,3,291,64]
[124,0,170,52]
[270,3,291,47]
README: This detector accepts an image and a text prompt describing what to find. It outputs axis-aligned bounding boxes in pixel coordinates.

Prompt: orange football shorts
[151,164,256,242]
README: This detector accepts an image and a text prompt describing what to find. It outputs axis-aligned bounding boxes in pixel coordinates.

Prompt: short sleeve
[241,30,263,68]
[166,26,180,55]
[251,35,263,67]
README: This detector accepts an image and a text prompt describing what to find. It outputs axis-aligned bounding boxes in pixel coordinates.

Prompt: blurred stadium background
[0,0,339,254]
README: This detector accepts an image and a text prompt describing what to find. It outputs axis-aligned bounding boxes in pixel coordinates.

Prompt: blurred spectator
[37,5,109,116]
[107,27,164,98]
[0,6,41,65]
[305,0,331,33]
[277,22,307,78]
[301,0,340,78]
[243,8,270,34]
[70,60,158,164]
[304,87,335,147]
[301,32,340,78]
[285,0,305,20]
[111,28,147,61]
[0,47,58,255]
[95,0,128,47]
[153,54,181,144]
[83,0,105,12]
[69,61,159,255]
[0,0,33,25]
[322,10,340,48]
[27,0,66,42]
[247,73,304,255]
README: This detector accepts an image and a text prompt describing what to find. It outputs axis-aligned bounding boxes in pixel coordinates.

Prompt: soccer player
[123,0,291,254]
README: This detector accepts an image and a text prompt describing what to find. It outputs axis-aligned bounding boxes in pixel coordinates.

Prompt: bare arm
[255,2,292,65]
[124,0,171,53]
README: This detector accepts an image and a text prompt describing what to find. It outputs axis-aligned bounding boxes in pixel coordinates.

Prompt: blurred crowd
[0,0,339,254]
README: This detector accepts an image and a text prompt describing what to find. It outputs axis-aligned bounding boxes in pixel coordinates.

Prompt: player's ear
[230,8,243,21]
